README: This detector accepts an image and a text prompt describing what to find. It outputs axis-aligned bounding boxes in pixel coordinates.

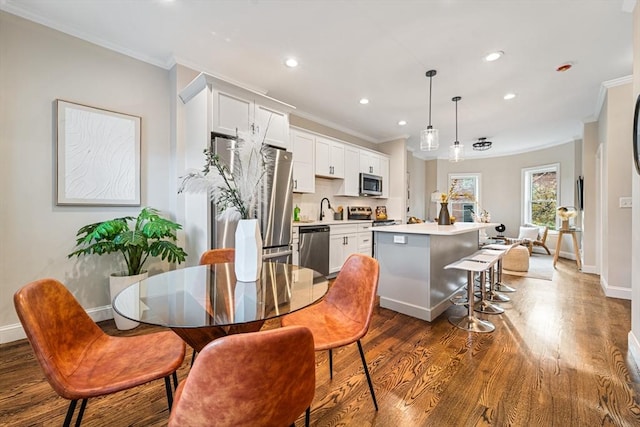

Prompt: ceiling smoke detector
[472,137,493,151]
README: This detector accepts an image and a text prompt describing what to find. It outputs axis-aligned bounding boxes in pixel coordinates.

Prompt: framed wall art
[634,94,640,176]
[56,100,141,206]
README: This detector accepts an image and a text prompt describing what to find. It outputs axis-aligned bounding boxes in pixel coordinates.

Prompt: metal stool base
[486,291,510,302]
[449,315,495,333]
[474,300,505,315]
[494,283,516,293]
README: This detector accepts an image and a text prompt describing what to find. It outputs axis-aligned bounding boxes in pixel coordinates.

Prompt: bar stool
[471,251,504,315]
[483,242,520,293]
[445,256,499,333]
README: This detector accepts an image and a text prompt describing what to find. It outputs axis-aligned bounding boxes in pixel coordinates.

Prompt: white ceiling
[1,0,635,159]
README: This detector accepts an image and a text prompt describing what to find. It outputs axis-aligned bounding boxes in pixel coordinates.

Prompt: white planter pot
[109,271,147,330]
[234,219,263,282]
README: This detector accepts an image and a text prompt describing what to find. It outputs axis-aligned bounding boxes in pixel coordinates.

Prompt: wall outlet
[619,197,632,208]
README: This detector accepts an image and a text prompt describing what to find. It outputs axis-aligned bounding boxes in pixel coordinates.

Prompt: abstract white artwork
[56,100,141,206]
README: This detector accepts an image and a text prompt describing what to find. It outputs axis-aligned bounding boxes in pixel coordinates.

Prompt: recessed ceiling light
[556,62,573,72]
[398,120,407,126]
[484,51,504,62]
[285,58,298,68]
[359,98,369,105]
[504,93,516,100]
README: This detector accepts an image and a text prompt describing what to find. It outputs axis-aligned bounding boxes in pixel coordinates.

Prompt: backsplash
[292,177,386,221]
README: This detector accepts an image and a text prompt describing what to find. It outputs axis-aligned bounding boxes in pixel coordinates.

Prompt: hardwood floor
[2,257,640,426]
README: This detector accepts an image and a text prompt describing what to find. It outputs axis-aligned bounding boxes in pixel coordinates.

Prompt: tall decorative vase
[438,203,451,225]
[235,219,263,282]
[109,271,147,330]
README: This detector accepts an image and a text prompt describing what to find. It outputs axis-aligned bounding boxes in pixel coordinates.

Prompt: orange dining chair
[199,247,235,265]
[281,253,380,410]
[14,278,186,427]
[168,325,315,427]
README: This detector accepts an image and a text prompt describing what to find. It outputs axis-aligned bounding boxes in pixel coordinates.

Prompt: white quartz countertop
[292,219,373,227]
[372,222,497,235]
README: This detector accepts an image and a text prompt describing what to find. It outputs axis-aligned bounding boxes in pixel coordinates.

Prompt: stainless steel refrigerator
[210,132,293,263]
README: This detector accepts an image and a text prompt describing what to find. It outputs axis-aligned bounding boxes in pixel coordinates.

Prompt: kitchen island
[373,222,495,322]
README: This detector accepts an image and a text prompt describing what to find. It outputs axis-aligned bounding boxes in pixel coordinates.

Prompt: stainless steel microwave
[359,173,383,196]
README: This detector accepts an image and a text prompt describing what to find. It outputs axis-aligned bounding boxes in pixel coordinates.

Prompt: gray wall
[426,142,578,247]
[0,12,177,340]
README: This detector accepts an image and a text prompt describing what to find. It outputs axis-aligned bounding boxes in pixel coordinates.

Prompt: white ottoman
[503,245,529,272]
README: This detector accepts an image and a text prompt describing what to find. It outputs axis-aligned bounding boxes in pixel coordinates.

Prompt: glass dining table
[113,262,328,352]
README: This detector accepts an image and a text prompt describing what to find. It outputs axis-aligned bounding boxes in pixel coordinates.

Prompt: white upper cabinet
[315,137,344,178]
[360,150,381,175]
[336,145,360,196]
[379,155,389,199]
[255,104,289,149]
[291,129,315,193]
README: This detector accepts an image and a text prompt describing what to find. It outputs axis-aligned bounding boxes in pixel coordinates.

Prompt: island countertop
[372,222,497,235]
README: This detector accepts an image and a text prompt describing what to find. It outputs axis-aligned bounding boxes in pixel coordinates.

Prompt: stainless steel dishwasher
[298,225,330,276]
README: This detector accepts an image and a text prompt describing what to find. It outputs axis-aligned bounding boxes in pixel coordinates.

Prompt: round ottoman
[503,245,529,272]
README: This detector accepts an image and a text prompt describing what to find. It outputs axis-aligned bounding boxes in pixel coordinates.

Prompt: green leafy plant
[68,207,188,276]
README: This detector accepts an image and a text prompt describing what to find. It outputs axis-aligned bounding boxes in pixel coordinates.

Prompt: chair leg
[172,371,178,390]
[75,399,88,427]
[329,349,333,379]
[356,340,378,411]
[164,376,173,411]
[305,406,310,427]
[63,400,78,427]
[191,349,197,366]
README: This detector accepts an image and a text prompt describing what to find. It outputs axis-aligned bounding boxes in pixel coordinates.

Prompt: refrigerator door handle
[263,249,293,260]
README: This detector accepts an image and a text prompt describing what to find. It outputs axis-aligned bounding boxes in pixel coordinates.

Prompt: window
[448,174,480,222]
[523,164,559,228]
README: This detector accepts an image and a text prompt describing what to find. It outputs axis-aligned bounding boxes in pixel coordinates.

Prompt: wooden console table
[553,229,581,269]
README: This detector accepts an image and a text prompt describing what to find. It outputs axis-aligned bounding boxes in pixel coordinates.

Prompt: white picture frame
[56,100,141,206]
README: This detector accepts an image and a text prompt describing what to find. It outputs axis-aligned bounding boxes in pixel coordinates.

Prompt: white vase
[109,271,147,330]
[235,218,263,282]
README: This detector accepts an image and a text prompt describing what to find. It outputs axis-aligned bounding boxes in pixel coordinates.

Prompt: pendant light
[420,70,439,151]
[449,96,464,162]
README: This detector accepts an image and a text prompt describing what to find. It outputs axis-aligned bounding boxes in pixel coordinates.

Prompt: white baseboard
[629,331,640,371]
[0,305,113,345]
[559,250,577,261]
[581,264,598,274]
[600,276,632,300]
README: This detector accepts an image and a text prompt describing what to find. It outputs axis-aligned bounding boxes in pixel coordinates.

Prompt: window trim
[448,173,481,222]
[521,163,560,228]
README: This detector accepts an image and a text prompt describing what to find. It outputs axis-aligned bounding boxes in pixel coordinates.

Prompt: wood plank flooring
[2,257,640,426]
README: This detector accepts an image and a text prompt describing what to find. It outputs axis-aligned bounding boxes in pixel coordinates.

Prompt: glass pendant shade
[420,70,438,151]
[420,126,439,151]
[449,96,464,162]
[449,142,464,162]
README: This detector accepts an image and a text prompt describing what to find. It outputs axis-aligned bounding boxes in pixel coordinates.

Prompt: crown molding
[291,109,381,143]
[594,75,633,120]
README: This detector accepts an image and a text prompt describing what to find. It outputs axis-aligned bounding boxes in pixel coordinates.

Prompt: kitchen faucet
[320,197,332,221]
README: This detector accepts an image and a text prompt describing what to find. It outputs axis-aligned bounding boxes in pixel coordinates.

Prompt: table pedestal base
[172,321,265,352]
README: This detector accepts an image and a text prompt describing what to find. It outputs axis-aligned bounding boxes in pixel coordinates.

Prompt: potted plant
[69,207,188,329]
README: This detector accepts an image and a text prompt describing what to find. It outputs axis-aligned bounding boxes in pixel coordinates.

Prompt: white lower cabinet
[292,226,299,265]
[329,224,358,274]
[357,223,373,255]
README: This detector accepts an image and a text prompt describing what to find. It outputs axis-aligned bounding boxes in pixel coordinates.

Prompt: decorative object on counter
[557,206,577,230]
[449,215,456,224]
[375,206,387,220]
[68,207,187,330]
[408,216,423,224]
[420,69,439,151]
[495,224,506,237]
[449,96,464,162]
[293,204,300,222]
[438,202,451,225]
[179,127,270,281]
[471,208,491,223]
[334,206,344,220]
